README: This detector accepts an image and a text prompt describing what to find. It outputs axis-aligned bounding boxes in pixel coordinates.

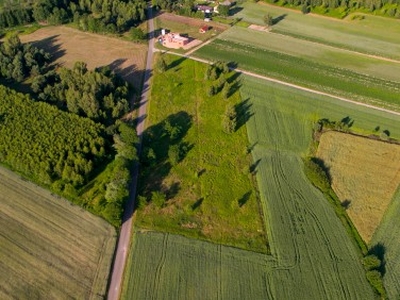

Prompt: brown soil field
[20,26,147,91]
[316,131,400,242]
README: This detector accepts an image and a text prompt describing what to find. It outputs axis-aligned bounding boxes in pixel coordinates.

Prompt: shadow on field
[368,243,386,275]
[238,191,252,207]
[108,58,146,92]
[273,14,287,25]
[30,35,66,65]
[235,98,253,131]
[138,111,194,205]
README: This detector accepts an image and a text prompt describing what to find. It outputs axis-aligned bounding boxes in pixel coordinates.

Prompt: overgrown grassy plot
[233,2,400,60]
[240,75,400,298]
[121,230,274,299]
[135,55,267,252]
[195,35,400,111]
[316,131,400,243]
[0,166,116,299]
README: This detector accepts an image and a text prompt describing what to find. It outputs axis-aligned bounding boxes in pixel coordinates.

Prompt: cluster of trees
[267,0,400,18]
[33,62,130,125]
[153,0,204,17]
[0,85,106,189]
[0,7,33,28]
[362,252,386,298]
[0,35,50,82]
[31,0,147,32]
[205,61,231,98]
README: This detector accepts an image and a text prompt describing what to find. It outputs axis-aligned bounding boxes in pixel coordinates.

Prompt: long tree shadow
[138,111,193,205]
[29,35,66,66]
[235,98,253,131]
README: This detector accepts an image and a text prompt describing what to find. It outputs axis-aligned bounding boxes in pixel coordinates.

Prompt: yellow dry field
[316,131,400,243]
[20,26,147,90]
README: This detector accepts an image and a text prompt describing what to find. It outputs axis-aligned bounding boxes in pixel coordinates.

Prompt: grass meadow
[135,55,267,253]
[232,2,400,59]
[316,131,400,243]
[0,166,116,299]
[195,28,400,111]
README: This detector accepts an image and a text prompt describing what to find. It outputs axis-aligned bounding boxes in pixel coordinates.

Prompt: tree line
[266,0,400,18]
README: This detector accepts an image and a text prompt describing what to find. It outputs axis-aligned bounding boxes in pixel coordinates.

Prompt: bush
[151,191,166,208]
[362,255,381,271]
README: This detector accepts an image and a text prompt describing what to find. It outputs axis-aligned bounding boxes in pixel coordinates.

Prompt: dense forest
[33,62,130,125]
[0,35,138,226]
[0,0,147,32]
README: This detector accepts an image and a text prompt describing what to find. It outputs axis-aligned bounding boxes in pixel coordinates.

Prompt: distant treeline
[265,0,400,18]
[0,0,147,33]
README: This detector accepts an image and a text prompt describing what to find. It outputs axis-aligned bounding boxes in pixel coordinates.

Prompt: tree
[156,55,167,72]
[151,191,166,208]
[218,4,230,16]
[130,27,145,42]
[222,105,237,133]
[263,13,273,27]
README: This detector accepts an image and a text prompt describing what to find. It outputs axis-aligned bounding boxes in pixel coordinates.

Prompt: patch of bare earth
[316,131,400,243]
[20,26,147,91]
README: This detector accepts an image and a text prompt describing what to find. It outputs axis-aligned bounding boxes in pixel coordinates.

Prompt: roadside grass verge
[135,55,267,253]
[195,36,400,112]
[0,166,116,299]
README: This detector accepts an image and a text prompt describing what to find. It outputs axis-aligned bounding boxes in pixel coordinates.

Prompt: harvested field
[0,166,116,299]
[316,131,400,242]
[20,26,147,90]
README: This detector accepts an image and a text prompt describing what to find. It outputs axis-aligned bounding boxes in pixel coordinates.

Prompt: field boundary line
[158,50,400,117]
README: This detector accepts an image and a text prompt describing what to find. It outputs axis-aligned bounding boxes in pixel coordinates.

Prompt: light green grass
[121,230,274,299]
[0,166,116,299]
[195,33,400,111]
[135,55,267,253]
[233,2,400,59]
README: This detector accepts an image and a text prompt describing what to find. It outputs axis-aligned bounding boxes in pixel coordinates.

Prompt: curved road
[107,4,155,300]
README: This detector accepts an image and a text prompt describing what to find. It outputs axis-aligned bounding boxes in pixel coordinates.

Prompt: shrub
[151,191,166,208]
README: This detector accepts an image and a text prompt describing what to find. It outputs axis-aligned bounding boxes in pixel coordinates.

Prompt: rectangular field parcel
[0,167,116,299]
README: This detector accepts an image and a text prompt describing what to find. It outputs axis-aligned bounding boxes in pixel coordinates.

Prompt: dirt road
[107,4,155,300]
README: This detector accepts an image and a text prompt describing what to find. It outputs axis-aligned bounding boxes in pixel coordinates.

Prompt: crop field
[241,75,400,298]
[316,131,400,242]
[232,2,400,59]
[194,28,400,111]
[121,230,274,299]
[135,55,266,252]
[0,166,116,299]
[372,188,400,298]
[20,26,147,90]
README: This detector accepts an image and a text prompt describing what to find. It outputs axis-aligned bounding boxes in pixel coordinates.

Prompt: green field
[372,188,400,298]
[121,230,274,299]
[232,2,400,59]
[0,166,116,299]
[194,27,400,111]
[122,69,400,299]
[135,55,266,252]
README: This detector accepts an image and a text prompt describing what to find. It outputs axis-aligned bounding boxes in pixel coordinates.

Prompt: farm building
[199,25,209,33]
[196,5,213,13]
